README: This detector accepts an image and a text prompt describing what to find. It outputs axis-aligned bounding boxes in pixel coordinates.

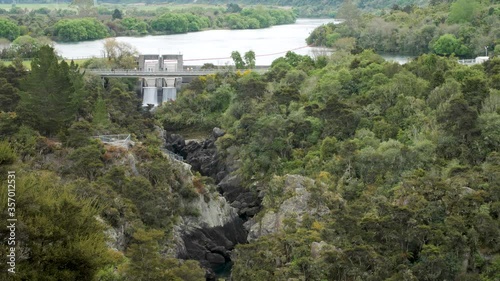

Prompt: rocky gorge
[165,128,262,279]
[163,128,333,280]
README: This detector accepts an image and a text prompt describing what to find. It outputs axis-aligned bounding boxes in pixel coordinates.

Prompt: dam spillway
[162,87,177,102]
[142,87,158,107]
[141,77,182,107]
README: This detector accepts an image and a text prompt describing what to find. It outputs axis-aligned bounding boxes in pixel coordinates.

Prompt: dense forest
[0,45,210,280]
[160,51,500,279]
[307,0,500,57]
[1,0,500,280]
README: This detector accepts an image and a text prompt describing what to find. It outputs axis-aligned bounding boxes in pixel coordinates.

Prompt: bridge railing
[93,134,132,147]
[85,68,268,75]
[458,59,477,65]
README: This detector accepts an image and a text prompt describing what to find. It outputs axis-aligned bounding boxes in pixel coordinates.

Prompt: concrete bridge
[85,67,270,107]
[85,68,268,78]
[458,56,490,66]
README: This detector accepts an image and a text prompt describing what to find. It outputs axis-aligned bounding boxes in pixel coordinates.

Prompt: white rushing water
[142,87,158,107]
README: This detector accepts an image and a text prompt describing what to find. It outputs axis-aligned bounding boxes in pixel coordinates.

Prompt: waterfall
[142,87,158,107]
[162,87,177,102]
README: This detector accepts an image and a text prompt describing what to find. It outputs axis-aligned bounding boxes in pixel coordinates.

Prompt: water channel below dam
[54,18,412,66]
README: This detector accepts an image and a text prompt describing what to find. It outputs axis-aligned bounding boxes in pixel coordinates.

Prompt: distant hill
[8,0,431,10]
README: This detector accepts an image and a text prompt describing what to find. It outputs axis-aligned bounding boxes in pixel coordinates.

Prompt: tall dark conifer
[17,46,85,136]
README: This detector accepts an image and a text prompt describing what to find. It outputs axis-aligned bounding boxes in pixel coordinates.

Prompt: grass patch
[1,58,90,70]
[0,3,72,10]
[0,3,223,11]
[0,60,31,69]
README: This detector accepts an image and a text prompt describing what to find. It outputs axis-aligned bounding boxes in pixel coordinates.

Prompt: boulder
[212,127,225,138]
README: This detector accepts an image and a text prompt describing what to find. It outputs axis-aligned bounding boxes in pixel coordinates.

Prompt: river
[54,18,412,66]
[54,19,334,65]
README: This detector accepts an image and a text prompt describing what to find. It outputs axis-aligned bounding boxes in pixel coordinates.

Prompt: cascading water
[142,87,158,107]
[162,87,177,102]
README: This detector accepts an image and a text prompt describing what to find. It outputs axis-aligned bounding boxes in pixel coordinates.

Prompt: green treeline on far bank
[307,0,500,58]
[0,4,295,47]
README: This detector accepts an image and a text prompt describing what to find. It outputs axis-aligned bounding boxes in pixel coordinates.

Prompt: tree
[112,8,122,20]
[447,0,479,24]
[9,35,50,58]
[337,0,361,32]
[17,46,86,136]
[53,18,109,42]
[0,141,16,166]
[102,38,138,69]
[0,78,19,112]
[231,51,246,69]
[123,228,205,281]
[226,3,242,13]
[244,50,256,69]
[432,34,469,56]
[92,95,111,130]
[0,18,20,41]
[0,172,113,280]
[71,0,95,16]
[151,13,190,34]
[69,142,104,180]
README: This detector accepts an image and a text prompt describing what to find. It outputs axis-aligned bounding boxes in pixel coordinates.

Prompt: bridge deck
[86,68,268,77]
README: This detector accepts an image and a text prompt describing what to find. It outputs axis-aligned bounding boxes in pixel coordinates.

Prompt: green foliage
[0,78,19,112]
[53,18,109,42]
[307,1,497,57]
[0,172,113,280]
[0,140,16,165]
[69,142,105,180]
[9,35,46,58]
[112,8,122,20]
[120,17,148,35]
[432,34,469,56]
[123,229,205,280]
[65,120,93,148]
[231,51,245,69]
[92,95,112,130]
[152,12,210,34]
[17,46,86,136]
[0,17,20,41]
[244,50,256,69]
[447,0,479,24]
[231,50,256,69]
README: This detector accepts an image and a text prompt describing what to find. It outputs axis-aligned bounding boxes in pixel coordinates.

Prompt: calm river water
[54,19,333,65]
[54,18,412,65]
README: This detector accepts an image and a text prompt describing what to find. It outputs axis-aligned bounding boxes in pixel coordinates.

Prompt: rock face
[165,128,228,182]
[247,175,330,242]
[218,174,262,220]
[164,128,262,220]
[164,128,262,280]
[175,192,247,279]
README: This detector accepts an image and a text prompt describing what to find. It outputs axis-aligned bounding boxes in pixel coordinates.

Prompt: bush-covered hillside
[0,46,209,280]
[158,49,500,280]
[307,0,500,57]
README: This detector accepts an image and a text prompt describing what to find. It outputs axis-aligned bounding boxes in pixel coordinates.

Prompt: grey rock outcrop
[247,175,330,242]
[218,174,262,219]
[172,176,246,280]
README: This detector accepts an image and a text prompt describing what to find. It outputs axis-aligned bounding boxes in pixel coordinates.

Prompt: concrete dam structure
[141,77,182,107]
[138,54,184,107]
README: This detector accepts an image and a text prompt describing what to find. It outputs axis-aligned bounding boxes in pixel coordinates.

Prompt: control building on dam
[138,54,183,107]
